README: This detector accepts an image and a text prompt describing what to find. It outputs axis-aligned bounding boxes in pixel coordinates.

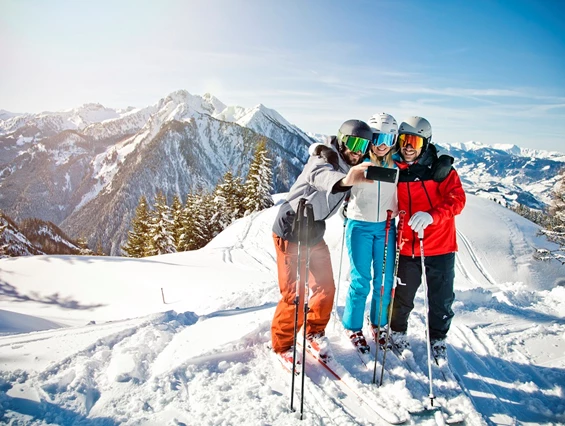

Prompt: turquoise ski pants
[342,219,396,331]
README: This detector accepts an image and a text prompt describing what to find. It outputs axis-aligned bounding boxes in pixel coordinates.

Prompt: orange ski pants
[271,233,336,353]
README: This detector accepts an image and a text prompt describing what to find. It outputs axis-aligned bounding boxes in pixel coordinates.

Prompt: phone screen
[366,166,398,183]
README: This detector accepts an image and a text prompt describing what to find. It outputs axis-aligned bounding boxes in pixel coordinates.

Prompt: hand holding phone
[366,166,398,183]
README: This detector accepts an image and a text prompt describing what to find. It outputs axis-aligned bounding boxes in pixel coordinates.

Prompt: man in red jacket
[389,116,466,360]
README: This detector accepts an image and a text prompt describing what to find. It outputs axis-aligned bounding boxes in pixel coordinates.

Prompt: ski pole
[372,209,393,384]
[290,198,306,412]
[299,203,314,420]
[379,211,406,386]
[332,218,346,325]
[332,198,349,324]
[419,229,436,407]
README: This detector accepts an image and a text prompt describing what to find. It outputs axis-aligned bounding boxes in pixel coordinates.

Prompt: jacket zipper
[377,181,381,220]
[421,181,433,209]
[406,181,416,258]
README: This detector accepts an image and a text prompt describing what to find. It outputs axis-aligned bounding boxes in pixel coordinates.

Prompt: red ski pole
[379,210,406,386]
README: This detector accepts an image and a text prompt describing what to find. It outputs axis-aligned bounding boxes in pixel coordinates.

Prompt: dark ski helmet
[336,119,373,155]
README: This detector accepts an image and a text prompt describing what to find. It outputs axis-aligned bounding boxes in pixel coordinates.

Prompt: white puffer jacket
[346,161,398,223]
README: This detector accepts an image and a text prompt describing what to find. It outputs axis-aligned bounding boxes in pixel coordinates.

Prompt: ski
[343,328,374,368]
[432,356,467,423]
[331,316,457,420]
[274,351,301,376]
[391,345,467,424]
[300,340,410,425]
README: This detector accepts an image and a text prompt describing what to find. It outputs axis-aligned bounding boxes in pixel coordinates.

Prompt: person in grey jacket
[272,119,374,364]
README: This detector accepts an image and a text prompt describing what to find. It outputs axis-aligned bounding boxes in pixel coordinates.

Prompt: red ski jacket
[395,152,466,257]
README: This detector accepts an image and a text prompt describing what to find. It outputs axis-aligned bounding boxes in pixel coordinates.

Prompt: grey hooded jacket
[272,136,352,245]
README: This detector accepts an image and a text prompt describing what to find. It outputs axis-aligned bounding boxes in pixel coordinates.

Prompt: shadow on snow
[2,395,118,426]
[0,281,105,310]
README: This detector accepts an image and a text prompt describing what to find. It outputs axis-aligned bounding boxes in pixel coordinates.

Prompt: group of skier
[271,114,466,369]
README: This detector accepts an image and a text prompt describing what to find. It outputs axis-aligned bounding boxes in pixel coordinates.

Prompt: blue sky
[1,0,564,151]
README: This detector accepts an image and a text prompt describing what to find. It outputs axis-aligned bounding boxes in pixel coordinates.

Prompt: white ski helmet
[367,112,398,135]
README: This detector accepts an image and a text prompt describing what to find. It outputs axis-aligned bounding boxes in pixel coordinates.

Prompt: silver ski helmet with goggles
[336,119,372,155]
[397,116,432,152]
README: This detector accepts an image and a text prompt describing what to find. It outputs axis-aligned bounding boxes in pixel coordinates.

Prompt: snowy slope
[0,194,564,425]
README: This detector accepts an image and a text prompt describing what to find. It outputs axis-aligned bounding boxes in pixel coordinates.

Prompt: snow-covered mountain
[0,194,563,424]
[0,90,313,254]
[436,141,564,209]
[1,91,563,255]
[448,141,565,163]
[0,110,19,122]
[0,212,85,257]
[0,103,124,136]
[0,213,42,257]
[16,218,86,255]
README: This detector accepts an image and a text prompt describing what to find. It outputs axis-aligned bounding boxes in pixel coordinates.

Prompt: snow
[50,134,88,166]
[15,136,33,147]
[65,104,121,129]
[1,194,564,425]
[449,141,565,162]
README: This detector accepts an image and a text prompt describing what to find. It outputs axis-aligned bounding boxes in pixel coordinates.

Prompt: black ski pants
[390,252,455,341]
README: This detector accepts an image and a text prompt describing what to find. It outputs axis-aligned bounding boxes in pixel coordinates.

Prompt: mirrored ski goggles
[338,131,370,154]
[398,133,425,150]
[372,133,397,147]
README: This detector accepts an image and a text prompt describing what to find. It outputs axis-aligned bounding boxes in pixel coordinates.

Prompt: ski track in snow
[1,305,421,426]
[448,205,565,425]
[447,325,565,425]
[455,230,497,288]
[217,208,277,274]
[1,309,289,425]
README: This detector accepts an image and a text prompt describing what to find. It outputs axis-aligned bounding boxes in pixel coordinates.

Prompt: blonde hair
[369,146,395,168]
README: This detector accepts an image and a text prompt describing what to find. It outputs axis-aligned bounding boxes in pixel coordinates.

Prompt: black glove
[432,154,454,182]
[339,201,348,221]
[314,145,339,170]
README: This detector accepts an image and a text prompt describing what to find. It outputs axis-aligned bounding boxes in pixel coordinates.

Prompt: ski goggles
[372,133,397,147]
[398,133,425,150]
[338,131,370,154]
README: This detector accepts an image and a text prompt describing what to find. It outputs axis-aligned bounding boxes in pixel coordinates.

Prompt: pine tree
[0,222,7,257]
[148,192,176,255]
[213,171,245,228]
[549,169,565,232]
[181,193,200,251]
[171,195,185,252]
[535,169,565,264]
[242,139,274,216]
[122,195,152,258]
[95,238,106,256]
[76,236,94,256]
[193,193,219,249]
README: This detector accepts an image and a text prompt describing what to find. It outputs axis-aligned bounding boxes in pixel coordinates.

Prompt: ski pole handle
[385,209,392,231]
[396,211,406,248]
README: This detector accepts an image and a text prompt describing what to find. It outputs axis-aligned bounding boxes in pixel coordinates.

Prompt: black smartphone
[366,166,398,183]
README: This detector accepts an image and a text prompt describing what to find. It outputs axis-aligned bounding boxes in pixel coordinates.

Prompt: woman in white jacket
[342,112,399,354]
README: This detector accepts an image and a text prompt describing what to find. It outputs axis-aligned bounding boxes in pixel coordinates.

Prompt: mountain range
[0,213,85,257]
[436,141,564,209]
[1,90,563,255]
